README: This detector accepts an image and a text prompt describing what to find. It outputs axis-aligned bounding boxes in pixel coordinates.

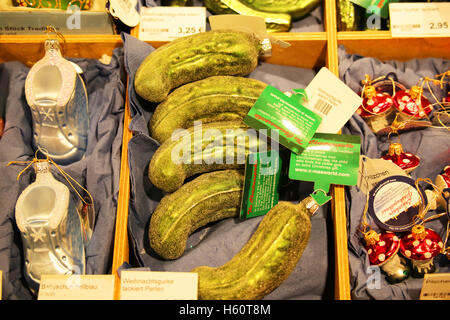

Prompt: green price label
[289,133,361,202]
[240,150,282,219]
[244,85,322,155]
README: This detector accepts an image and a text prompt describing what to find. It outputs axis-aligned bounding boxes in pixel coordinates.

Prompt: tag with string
[7,148,95,245]
[288,132,361,208]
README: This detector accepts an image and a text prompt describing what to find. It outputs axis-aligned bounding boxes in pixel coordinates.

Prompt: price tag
[119,271,198,300]
[390,3,450,38]
[139,6,206,41]
[304,67,363,135]
[37,275,115,300]
[420,273,450,300]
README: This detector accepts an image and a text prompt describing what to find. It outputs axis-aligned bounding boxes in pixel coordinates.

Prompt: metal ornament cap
[393,86,433,119]
[400,225,443,277]
[381,143,420,174]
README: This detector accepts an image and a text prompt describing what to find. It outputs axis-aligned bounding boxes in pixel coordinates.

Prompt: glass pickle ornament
[25,38,89,165]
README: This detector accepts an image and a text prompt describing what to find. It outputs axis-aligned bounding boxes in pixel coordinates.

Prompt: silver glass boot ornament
[24,28,89,165]
[10,155,94,294]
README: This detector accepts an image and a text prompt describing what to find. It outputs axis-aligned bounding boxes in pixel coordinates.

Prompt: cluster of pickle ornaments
[134,30,322,300]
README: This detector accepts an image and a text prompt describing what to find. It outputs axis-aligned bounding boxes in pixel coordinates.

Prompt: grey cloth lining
[122,33,331,300]
[0,49,125,299]
[339,45,450,300]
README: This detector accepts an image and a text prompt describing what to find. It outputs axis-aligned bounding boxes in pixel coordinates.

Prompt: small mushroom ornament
[364,230,410,283]
[393,86,433,121]
[400,225,444,278]
[357,85,395,133]
[381,142,420,174]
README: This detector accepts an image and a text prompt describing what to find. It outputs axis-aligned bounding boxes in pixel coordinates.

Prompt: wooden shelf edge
[338,30,450,41]
[111,77,133,300]
[0,34,122,43]
[331,185,351,300]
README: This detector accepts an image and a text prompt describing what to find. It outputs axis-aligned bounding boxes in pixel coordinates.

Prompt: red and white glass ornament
[381,142,420,174]
[364,230,410,283]
[400,225,443,278]
[393,85,433,121]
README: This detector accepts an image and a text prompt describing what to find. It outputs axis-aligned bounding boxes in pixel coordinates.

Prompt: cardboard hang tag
[289,133,361,205]
[244,85,322,155]
[358,156,408,195]
[304,67,363,134]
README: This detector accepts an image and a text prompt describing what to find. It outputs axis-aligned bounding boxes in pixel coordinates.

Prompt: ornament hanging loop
[6,147,94,207]
[44,25,66,55]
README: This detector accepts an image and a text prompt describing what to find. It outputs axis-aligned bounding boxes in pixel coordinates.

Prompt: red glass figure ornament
[381,142,420,174]
[393,85,433,121]
[357,84,395,133]
[400,225,443,278]
[364,230,410,283]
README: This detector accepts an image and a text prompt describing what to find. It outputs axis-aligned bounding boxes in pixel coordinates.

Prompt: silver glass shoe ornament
[14,158,89,294]
[24,38,89,165]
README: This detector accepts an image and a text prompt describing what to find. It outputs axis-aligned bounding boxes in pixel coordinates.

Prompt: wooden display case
[0,0,448,301]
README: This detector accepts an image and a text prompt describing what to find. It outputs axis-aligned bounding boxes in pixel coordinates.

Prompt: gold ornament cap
[411,224,427,240]
[409,85,423,100]
[364,230,381,246]
[364,86,377,99]
[388,142,404,156]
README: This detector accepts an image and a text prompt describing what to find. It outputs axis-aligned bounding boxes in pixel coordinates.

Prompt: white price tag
[37,275,115,300]
[120,270,198,300]
[304,67,363,134]
[390,3,450,38]
[139,7,206,42]
[420,273,450,300]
